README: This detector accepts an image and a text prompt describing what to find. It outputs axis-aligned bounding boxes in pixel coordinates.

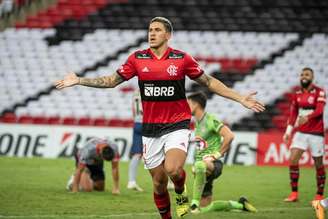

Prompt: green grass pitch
[0,157,320,219]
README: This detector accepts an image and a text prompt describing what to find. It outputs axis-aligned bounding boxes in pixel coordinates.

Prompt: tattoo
[79,73,124,88]
[194,74,212,87]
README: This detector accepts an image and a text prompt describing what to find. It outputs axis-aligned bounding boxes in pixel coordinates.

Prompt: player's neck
[150,44,169,59]
[195,110,206,122]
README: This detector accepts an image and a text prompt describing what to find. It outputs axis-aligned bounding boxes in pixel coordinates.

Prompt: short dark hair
[150,17,173,33]
[302,67,314,74]
[102,146,114,161]
[187,92,207,109]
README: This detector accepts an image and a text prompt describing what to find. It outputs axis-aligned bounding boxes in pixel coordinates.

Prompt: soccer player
[283,67,326,202]
[127,90,144,192]
[67,137,120,194]
[187,92,257,214]
[312,198,328,219]
[55,17,265,218]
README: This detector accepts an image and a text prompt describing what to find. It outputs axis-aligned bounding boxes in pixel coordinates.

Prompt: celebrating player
[283,67,326,202]
[127,90,144,192]
[67,137,120,194]
[55,17,265,218]
[312,198,328,219]
[187,92,257,214]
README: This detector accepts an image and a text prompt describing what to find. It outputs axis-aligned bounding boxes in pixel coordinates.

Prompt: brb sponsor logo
[144,84,174,97]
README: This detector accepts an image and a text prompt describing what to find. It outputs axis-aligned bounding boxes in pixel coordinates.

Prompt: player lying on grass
[312,198,328,219]
[187,92,257,214]
[67,137,120,194]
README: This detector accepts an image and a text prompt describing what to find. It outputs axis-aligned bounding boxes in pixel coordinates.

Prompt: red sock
[316,165,326,195]
[154,190,171,219]
[289,165,299,192]
[171,169,186,194]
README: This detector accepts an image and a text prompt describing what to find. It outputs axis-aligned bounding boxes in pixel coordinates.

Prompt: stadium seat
[62,117,77,125]
[48,116,61,125]
[93,117,108,126]
[0,113,17,123]
[78,117,92,126]
[18,115,34,124]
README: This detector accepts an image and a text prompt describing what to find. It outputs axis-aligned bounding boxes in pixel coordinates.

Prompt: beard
[300,79,312,88]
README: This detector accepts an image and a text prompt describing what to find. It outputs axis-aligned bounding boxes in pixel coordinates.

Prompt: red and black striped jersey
[117,47,203,137]
[287,84,326,135]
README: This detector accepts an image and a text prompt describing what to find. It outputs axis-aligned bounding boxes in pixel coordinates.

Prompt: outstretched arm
[55,72,124,89]
[194,74,265,112]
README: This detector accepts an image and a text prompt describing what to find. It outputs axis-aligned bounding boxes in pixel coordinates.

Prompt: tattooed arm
[195,74,242,102]
[79,73,124,88]
[194,74,265,112]
[55,72,124,89]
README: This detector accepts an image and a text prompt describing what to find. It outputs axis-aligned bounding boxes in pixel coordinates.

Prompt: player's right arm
[283,93,298,143]
[54,72,124,89]
[195,74,265,112]
[71,164,85,192]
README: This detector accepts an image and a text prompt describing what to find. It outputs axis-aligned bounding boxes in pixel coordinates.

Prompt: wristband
[285,125,293,135]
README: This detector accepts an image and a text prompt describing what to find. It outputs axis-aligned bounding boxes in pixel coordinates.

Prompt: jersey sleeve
[207,114,224,133]
[307,89,326,120]
[317,89,326,103]
[116,53,137,80]
[184,53,204,79]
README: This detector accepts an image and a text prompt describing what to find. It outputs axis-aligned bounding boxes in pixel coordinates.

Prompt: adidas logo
[142,67,149,72]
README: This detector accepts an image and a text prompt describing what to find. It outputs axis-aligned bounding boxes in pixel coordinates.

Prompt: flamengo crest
[167,64,178,76]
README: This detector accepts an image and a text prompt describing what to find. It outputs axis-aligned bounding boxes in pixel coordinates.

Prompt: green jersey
[194,112,224,161]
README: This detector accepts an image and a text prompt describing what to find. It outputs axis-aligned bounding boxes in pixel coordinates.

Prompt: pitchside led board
[0,124,327,166]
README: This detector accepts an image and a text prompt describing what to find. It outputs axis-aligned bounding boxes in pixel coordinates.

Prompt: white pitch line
[0,207,312,218]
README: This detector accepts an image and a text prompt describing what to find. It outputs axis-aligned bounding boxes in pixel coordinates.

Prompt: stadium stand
[0,28,146,114]
[0,0,327,131]
[233,34,328,131]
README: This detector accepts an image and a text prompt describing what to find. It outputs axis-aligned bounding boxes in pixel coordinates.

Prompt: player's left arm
[111,160,120,195]
[218,125,234,156]
[194,74,265,112]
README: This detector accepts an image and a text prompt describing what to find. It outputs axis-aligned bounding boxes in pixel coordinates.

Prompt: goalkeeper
[187,92,257,214]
